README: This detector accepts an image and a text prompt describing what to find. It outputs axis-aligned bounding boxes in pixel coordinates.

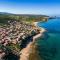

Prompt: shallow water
[36,19,60,60]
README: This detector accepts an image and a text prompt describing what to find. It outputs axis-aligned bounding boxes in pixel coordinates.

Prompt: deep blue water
[36,19,60,60]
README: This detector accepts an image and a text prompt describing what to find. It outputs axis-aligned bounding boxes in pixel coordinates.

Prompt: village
[0,20,41,58]
[0,21,40,46]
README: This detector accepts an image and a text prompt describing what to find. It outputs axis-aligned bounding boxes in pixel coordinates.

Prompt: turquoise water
[36,19,60,60]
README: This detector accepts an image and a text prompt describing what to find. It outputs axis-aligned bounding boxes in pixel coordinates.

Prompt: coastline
[20,22,46,60]
[33,22,46,42]
[33,22,38,27]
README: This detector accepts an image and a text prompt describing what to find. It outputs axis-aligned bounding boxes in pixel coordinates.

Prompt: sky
[0,0,60,15]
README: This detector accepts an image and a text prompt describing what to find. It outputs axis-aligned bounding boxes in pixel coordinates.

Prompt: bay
[36,19,60,60]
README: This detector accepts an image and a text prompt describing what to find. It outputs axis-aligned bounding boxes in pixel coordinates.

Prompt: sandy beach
[33,22,38,27]
[20,22,46,60]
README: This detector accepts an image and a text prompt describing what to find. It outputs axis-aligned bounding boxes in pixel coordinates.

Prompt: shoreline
[33,22,46,42]
[20,22,46,60]
[33,22,38,27]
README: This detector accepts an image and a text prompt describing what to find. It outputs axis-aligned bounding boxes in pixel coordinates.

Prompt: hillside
[0,12,49,24]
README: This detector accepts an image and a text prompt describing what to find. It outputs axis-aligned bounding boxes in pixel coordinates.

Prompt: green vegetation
[0,13,49,25]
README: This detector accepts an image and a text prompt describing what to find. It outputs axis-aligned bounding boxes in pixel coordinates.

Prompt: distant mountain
[0,12,49,17]
[0,12,12,15]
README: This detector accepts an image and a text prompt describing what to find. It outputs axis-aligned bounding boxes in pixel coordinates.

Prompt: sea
[36,18,60,60]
